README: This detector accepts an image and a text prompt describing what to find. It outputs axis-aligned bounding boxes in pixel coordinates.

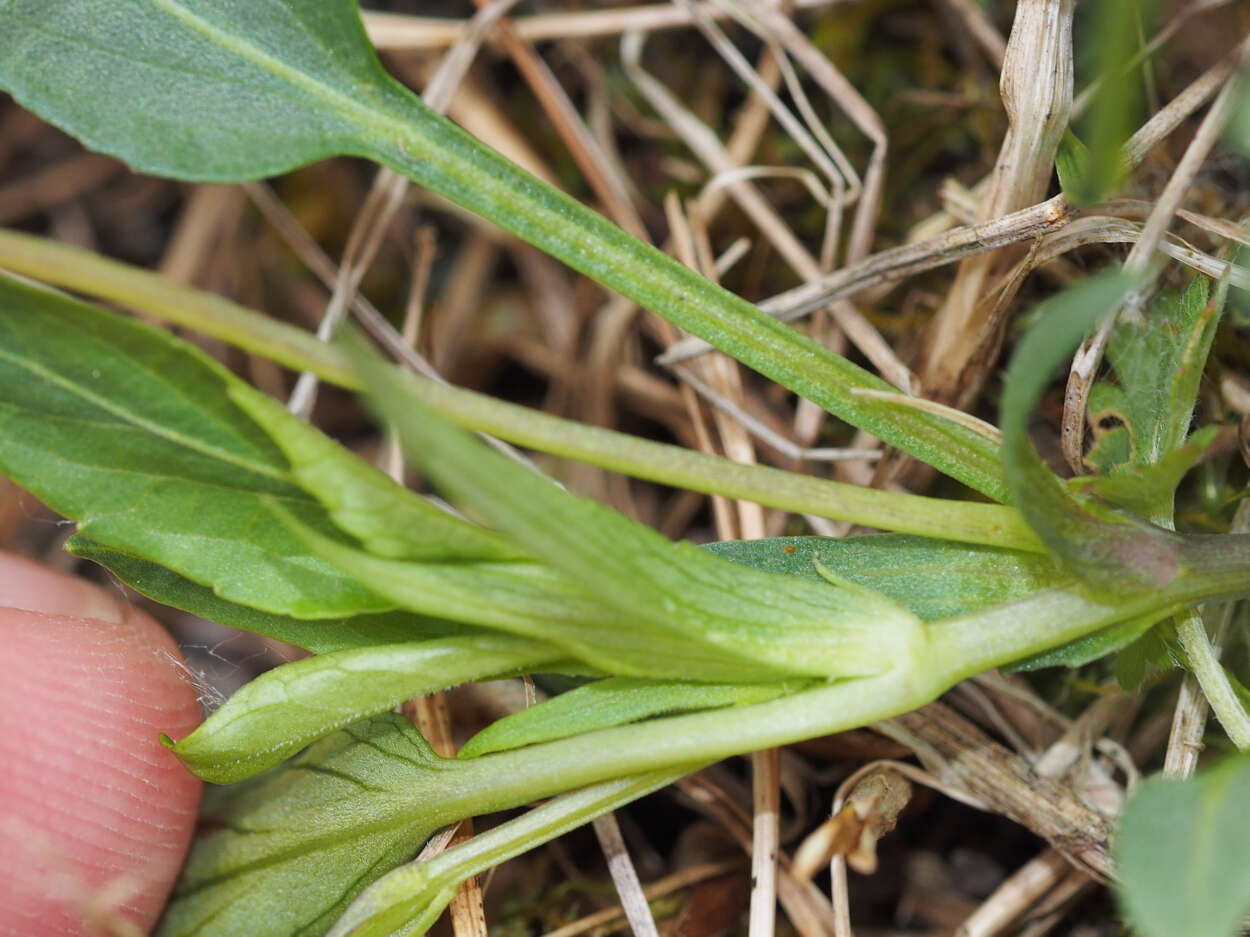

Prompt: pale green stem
[427,554,1250,821]
[0,231,1039,552]
[1175,610,1250,750]
[329,769,689,937]
[1162,504,1250,750]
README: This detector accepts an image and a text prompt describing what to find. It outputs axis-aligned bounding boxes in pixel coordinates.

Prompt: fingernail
[0,552,124,623]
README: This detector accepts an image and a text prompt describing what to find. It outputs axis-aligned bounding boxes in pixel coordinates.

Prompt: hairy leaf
[345,337,926,683]
[170,636,566,783]
[0,0,405,181]
[1080,276,1223,519]
[1116,754,1250,937]
[460,677,800,759]
[1067,0,1152,205]
[0,273,388,618]
[705,534,1059,622]
[0,0,1006,497]
[1006,608,1171,671]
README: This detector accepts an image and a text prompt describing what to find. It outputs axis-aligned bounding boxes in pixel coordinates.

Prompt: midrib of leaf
[145,0,393,142]
[0,342,288,484]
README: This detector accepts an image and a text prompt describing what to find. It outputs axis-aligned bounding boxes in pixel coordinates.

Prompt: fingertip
[0,553,203,936]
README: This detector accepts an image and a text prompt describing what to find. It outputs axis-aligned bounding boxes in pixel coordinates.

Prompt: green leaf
[327,770,688,937]
[1000,271,1186,595]
[1067,0,1152,205]
[0,0,406,182]
[1074,425,1218,520]
[1006,608,1170,672]
[287,507,876,683]
[159,714,451,937]
[0,273,388,619]
[459,677,800,759]
[343,336,926,683]
[229,381,526,562]
[1054,130,1093,204]
[170,635,565,783]
[0,0,1006,498]
[1116,753,1250,937]
[1077,276,1223,519]
[69,536,473,654]
[705,534,1059,622]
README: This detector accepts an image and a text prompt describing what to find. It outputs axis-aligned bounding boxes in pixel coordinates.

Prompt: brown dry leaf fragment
[792,769,913,881]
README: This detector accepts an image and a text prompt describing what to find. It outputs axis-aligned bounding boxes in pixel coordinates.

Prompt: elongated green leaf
[171,635,566,783]
[1067,0,1152,205]
[0,229,1040,552]
[229,382,525,562]
[459,677,801,759]
[0,0,1006,497]
[1000,271,1186,594]
[345,337,926,683]
[1116,754,1250,937]
[288,509,856,683]
[328,769,689,937]
[705,534,1059,622]
[0,273,388,618]
[69,537,471,653]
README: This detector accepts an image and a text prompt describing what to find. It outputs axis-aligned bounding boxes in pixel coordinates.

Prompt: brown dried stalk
[922,0,1076,406]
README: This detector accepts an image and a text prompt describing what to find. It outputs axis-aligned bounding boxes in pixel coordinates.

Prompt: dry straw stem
[954,849,1074,937]
[536,859,742,937]
[880,704,1114,879]
[922,0,1076,406]
[677,774,838,937]
[592,812,663,937]
[662,195,1072,363]
[362,0,846,50]
[936,0,1007,68]
[475,0,647,240]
